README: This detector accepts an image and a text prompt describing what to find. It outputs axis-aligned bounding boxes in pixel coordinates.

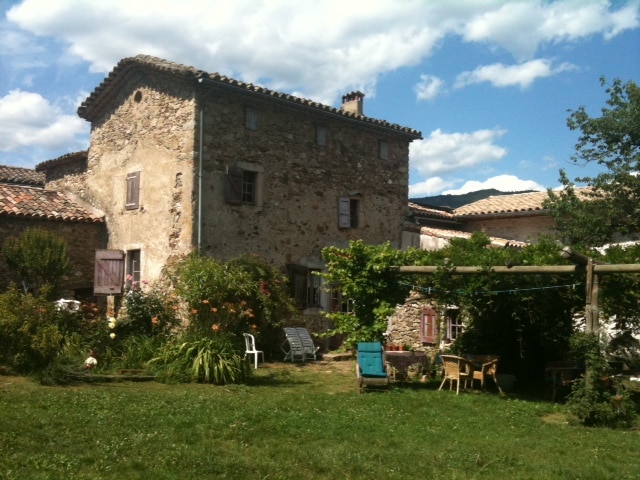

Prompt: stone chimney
[341,91,364,116]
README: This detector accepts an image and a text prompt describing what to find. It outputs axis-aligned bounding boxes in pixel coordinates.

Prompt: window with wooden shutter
[316,126,327,146]
[245,107,258,130]
[224,166,244,204]
[421,306,437,344]
[125,171,140,209]
[338,196,359,228]
[379,141,389,160]
[94,250,124,295]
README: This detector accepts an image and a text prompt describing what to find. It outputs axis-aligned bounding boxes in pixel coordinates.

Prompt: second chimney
[341,91,364,116]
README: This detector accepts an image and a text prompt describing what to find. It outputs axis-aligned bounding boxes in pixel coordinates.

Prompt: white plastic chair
[243,333,264,369]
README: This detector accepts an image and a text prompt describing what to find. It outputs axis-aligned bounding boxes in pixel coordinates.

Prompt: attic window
[134,91,142,103]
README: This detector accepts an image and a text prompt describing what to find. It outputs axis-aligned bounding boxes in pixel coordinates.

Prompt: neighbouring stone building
[0,165,104,297]
[37,55,423,318]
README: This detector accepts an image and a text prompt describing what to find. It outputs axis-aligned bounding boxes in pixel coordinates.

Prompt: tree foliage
[322,235,584,379]
[2,228,71,297]
[546,78,640,248]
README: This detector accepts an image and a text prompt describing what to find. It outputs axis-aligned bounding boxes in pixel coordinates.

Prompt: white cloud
[455,59,577,89]
[461,0,639,60]
[0,89,88,152]
[7,0,635,104]
[414,74,445,101]
[443,174,545,195]
[409,176,457,198]
[410,128,508,176]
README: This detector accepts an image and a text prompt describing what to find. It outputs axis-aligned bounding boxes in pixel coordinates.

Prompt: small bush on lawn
[0,285,82,374]
[149,332,250,384]
[567,332,636,428]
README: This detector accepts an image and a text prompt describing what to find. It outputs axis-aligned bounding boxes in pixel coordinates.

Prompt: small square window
[316,126,327,146]
[245,107,258,130]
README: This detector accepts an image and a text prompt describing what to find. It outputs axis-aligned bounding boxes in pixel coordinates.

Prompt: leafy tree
[2,228,72,297]
[546,78,640,248]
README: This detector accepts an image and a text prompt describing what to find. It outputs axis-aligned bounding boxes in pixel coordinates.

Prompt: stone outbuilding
[0,164,104,297]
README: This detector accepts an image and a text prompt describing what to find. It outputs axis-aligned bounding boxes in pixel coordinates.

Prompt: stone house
[37,55,422,318]
[0,164,104,297]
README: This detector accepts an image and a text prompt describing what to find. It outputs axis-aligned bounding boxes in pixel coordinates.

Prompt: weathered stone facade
[40,55,421,323]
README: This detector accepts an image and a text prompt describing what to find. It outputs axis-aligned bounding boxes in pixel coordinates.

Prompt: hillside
[410,189,537,209]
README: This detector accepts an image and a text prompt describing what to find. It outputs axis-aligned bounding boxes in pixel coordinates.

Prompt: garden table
[385,351,428,381]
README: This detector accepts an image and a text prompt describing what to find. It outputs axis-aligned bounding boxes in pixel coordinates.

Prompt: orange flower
[191,309,198,315]
[212,324,220,331]
[251,324,258,331]
[240,300,247,306]
[172,305,178,310]
[211,307,218,313]
[151,317,159,325]
[202,299,210,304]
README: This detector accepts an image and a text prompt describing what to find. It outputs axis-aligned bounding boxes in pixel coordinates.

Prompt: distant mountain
[410,189,537,209]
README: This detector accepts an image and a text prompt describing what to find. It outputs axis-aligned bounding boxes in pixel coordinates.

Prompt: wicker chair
[472,355,503,394]
[439,355,475,395]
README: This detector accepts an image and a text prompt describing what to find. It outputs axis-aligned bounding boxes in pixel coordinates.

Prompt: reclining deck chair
[356,342,390,393]
[282,327,305,362]
[295,327,319,361]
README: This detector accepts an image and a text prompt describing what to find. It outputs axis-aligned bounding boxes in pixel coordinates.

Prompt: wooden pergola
[391,247,640,335]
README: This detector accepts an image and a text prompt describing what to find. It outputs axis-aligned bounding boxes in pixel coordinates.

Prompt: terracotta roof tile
[408,202,455,220]
[78,55,422,139]
[0,165,45,186]
[454,191,550,217]
[0,184,104,223]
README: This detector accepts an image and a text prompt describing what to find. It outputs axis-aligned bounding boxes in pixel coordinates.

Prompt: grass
[1,361,639,480]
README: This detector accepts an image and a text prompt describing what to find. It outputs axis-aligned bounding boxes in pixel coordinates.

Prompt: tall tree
[546,78,640,248]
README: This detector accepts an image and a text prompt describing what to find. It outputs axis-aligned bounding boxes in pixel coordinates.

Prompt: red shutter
[421,306,438,344]
[224,166,244,204]
[94,250,124,295]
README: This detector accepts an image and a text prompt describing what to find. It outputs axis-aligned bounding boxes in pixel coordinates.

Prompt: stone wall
[462,214,555,243]
[0,217,104,297]
[64,70,198,283]
[198,85,410,269]
[386,292,431,351]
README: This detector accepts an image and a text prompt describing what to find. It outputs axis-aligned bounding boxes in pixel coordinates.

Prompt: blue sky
[1,0,639,196]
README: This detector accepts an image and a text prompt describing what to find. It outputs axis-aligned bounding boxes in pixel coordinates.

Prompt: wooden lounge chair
[356,342,390,393]
[439,355,475,395]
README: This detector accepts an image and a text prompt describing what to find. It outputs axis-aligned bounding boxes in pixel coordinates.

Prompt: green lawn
[1,361,638,480]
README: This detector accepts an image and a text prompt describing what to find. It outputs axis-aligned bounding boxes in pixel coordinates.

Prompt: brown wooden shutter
[338,196,351,228]
[125,171,140,209]
[94,250,124,295]
[224,166,244,204]
[421,306,438,343]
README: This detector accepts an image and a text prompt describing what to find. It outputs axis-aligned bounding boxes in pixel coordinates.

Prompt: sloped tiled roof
[420,226,528,249]
[0,184,103,223]
[0,165,45,187]
[78,55,422,140]
[408,202,455,221]
[454,191,550,217]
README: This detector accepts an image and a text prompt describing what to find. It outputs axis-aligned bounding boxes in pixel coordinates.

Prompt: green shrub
[0,286,81,373]
[2,228,71,297]
[149,333,250,384]
[567,332,637,428]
